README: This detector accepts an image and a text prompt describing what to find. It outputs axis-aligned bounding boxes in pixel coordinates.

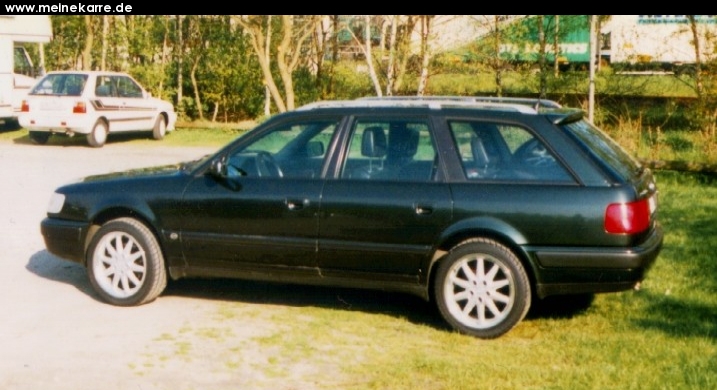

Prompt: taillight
[73,102,86,113]
[21,100,29,112]
[605,198,652,234]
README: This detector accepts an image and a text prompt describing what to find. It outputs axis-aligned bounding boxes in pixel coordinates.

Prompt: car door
[111,74,154,131]
[92,75,126,131]
[178,117,341,272]
[317,117,453,286]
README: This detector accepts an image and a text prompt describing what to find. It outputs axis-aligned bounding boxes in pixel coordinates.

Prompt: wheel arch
[83,206,165,267]
[94,116,110,131]
[426,220,540,303]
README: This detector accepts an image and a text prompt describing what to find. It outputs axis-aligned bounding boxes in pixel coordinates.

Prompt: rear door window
[449,120,573,182]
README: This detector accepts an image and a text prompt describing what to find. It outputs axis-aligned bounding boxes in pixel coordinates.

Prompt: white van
[0,15,52,127]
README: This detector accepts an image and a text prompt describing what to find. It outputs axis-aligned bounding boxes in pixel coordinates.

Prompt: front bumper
[530,224,664,297]
[40,217,90,264]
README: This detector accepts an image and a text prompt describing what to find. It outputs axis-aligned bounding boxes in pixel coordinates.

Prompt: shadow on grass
[633,291,716,340]
[527,293,595,319]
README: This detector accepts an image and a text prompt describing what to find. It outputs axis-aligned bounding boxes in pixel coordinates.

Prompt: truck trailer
[497,15,717,72]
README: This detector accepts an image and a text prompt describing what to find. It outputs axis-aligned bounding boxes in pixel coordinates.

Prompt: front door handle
[286,199,308,211]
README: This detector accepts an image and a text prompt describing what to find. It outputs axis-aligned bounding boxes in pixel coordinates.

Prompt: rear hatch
[554,113,659,238]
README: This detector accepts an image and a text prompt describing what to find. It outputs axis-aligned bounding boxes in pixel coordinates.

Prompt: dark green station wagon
[41,96,663,338]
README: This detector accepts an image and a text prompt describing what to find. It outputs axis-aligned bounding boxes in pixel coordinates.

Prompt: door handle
[415,204,433,215]
[286,199,308,211]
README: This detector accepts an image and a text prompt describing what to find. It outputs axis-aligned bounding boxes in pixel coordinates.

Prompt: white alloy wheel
[435,238,531,339]
[87,218,167,306]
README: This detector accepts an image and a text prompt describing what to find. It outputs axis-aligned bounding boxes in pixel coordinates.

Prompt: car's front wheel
[29,131,50,145]
[434,238,531,339]
[86,218,167,306]
[152,115,166,140]
[87,120,108,147]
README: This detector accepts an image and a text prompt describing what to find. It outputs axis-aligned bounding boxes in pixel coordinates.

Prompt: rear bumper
[531,224,663,297]
[19,115,94,134]
[40,217,89,264]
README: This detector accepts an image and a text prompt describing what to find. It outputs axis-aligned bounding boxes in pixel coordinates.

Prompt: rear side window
[561,119,641,180]
[30,74,87,96]
[449,120,573,182]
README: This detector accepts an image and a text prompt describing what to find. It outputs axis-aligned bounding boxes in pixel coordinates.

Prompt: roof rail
[297,96,561,114]
[358,95,562,109]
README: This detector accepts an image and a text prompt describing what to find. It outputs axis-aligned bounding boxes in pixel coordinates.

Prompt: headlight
[47,192,66,214]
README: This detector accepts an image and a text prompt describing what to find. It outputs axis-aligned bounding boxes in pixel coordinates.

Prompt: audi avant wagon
[40,96,663,338]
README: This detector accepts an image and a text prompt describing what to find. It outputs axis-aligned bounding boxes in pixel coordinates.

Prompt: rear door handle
[415,204,433,215]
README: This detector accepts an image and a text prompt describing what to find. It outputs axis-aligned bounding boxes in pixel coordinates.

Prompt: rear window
[561,119,642,180]
[30,74,88,96]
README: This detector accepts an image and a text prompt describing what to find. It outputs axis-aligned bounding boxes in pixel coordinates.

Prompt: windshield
[30,74,88,96]
[561,119,642,180]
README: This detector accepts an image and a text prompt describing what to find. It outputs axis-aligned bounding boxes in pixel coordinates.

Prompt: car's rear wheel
[87,120,108,147]
[29,131,50,145]
[152,115,166,140]
[434,238,531,339]
[86,218,167,306]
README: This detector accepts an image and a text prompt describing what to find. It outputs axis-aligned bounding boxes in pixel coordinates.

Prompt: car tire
[87,120,108,147]
[152,115,166,140]
[86,217,167,306]
[29,131,50,145]
[434,238,531,339]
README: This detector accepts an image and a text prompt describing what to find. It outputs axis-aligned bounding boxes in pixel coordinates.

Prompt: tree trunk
[553,15,560,77]
[82,15,93,70]
[363,15,382,97]
[385,16,398,96]
[264,15,272,116]
[493,16,503,97]
[100,15,108,71]
[416,16,433,96]
[175,15,183,115]
[537,15,547,99]
[392,15,417,93]
[190,56,203,120]
[276,16,297,110]
[687,15,704,99]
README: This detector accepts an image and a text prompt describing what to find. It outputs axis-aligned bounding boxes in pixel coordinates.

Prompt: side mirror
[209,156,227,179]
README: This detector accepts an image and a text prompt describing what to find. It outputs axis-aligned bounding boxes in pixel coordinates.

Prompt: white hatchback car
[19,71,177,147]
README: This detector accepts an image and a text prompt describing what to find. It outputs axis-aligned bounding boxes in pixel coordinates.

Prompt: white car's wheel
[87,120,108,147]
[434,238,531,339]
[87,218,167,306]
[152,115,166,140]
[29,131,50,145]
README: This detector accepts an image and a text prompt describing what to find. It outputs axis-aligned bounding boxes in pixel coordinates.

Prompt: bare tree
[235,15,321,112]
